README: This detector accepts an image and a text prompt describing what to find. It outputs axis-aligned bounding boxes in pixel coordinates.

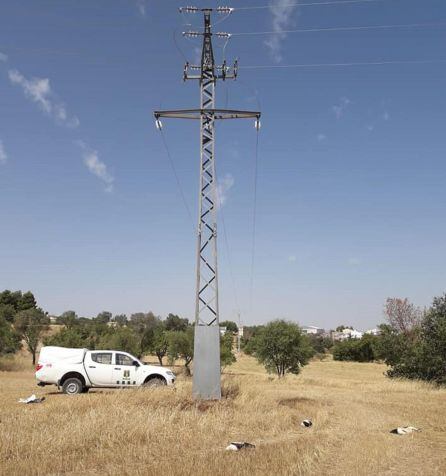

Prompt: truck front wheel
[144,377,166,388]
[62,378,83,395]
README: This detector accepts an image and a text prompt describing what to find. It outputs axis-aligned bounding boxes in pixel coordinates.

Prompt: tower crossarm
[154,109,260,121]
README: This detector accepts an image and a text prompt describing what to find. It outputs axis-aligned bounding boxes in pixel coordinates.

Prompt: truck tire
[144,377,166,388]
[62,378,83,395]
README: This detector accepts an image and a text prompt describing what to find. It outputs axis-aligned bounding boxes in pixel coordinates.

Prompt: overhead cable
[240,59,446,69]
[236,0,389,10]
[231,21,446,37]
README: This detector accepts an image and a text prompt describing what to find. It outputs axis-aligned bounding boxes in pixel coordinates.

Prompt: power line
[231,21,446,37]
[157,128,194,228]
[235,0,389,10]
[249,128,261,316]
[240,58,446,69]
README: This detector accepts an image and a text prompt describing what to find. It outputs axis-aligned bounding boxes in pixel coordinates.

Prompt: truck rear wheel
[62,378,83,395]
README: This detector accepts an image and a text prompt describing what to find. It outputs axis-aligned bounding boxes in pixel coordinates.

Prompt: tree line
[330,294,446,384]
[0,290,235,372]
[2,288,446,383]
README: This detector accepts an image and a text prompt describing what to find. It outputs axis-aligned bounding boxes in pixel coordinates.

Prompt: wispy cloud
[8,69,79,128]
[288,255,297,263]
[136,0,147,16]
[317,133,327,142]
[332,97,351,120]
[383,111,390,121]
[0,52,8,62]
[0,140,7,165]
[264,0,297,63]
[217,173,235,208]
[77,141,114,192]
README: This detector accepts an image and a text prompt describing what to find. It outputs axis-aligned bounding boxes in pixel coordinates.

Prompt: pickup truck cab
[36,346,175,394]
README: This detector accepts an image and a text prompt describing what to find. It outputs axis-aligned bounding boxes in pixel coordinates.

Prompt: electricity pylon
[154,7,260,400]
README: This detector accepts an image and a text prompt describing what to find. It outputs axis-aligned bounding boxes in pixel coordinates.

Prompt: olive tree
[249,320,313,378]
[14,308,50,364]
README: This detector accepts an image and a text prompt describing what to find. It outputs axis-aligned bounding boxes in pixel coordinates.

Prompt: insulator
[217,7,234,14]
[183,31,200,38]
[216,32,231,38]
[155,119,163,130]
[254,119,261,131]
[179,6,199,13]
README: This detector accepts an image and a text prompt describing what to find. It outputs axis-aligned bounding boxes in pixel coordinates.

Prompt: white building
[301,326,325,335]
[365,328,381,336]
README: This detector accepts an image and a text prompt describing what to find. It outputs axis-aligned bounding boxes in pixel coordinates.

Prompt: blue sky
[1,0,446,330]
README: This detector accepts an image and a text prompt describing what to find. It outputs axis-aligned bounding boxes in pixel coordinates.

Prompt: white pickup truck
[36,346,175,394]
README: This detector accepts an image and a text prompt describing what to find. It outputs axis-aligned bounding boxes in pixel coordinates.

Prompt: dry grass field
[1,354,446,476]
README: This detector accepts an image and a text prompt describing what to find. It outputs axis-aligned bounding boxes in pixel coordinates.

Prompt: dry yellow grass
[1,354,446,475]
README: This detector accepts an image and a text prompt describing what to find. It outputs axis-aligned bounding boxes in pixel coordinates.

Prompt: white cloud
[383,111,390,121]
[264,0,297,63]
[0,140,7,164]
[332,97,351,120]
[0,52,8,62]
[136,0,147,16]
[77,142,114,192]
[317,133,327,142]
[366,124,375,132]
[288,255,297,262]
[8,69,79,128]
[217,173,234,208]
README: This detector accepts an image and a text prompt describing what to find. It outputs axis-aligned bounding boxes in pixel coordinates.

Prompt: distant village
[299,325,380,341]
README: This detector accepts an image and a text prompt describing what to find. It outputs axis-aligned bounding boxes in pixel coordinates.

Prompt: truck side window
[91,353,112,365]
[116,354,133,366]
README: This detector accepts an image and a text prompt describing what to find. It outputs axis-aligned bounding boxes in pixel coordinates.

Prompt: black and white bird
[225,442,256,451]
[390,426,420,435]
[301,419,313,428]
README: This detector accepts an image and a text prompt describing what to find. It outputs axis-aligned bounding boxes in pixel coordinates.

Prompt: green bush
[332,335,377,362]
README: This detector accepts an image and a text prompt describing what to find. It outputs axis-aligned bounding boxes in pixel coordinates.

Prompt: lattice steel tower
[154,7,260,400]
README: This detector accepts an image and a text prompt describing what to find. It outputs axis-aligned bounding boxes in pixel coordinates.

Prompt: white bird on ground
[225,442,256,451]
[390,426,421,435]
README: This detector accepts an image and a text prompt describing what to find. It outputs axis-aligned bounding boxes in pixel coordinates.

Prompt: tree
[167,328,194,375]
[220,332,236,370]
[113,314,128,327]
[0,315,21,355]
[165,313,189,332]
[14,308,49,364]
[386,294,446,384]
[0,304,16,323]
[149,323,168,366]
[128,312,160,357]
[44,326,89,349]
[249,320,313,378]
[0,290,22,310]
[220,320,238,334]
[332,335,377,362]
[95,311,112,324]
[241,325,264,355]
[307,334,333,355]
[18,291,37,311]
[384,298,422,335]
[57,311,78,329]
[97,327,140,356]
